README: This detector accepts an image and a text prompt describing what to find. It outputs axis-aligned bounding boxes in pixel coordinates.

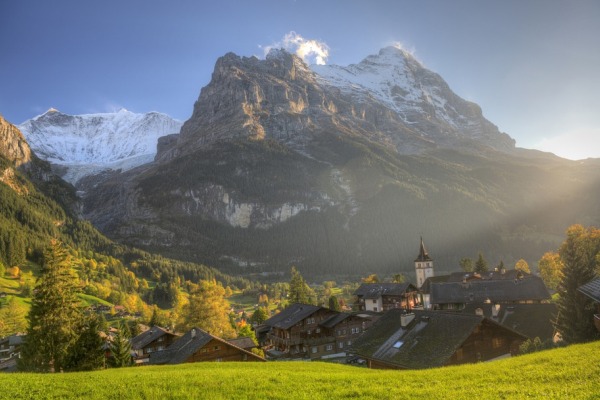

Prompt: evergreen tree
[19,240,82,372]
[555,225,600,343]
[289,266,314,304]
[64,314,106,371]
[328,295,341,311]
[109,320,132,368]
[474,253,489,273]
[249,307,269,325]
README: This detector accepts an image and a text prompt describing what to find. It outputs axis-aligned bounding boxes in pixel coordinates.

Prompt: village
[3,238,599,373]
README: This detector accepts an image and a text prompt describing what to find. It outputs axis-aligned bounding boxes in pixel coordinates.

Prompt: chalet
[350,309,526,370]
[460,303,558,342]
[354,283,420,312]
[150,328,265,364]
[422,271,551,310]
[0,334,24,372]
[259,303,373,360]
[130,326,180,364]
[227,337,258,352]
[578,277,600,332]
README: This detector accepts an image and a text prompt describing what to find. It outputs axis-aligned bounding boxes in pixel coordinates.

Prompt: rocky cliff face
[79,48,597,278]
[0,115,32,167]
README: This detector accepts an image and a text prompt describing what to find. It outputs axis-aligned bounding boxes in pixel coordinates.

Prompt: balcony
[594,314,600,333]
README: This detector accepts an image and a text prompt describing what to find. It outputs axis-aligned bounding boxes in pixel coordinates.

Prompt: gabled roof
[578,278,600,303]
[150,327,264,364]
[421,270,529,293]
[461,303,558,342]
[430,275,550,304]
[227,337,256,350]
[415,237,433,262]
[354,283,418,299]
[130,326,178,350]
[350,309,524,369]
[262,303,323,330]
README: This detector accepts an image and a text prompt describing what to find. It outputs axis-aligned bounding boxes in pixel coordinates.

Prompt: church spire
[415,236,432,262]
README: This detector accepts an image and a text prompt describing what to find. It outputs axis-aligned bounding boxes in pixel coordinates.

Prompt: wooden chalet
[0,334,24,372]
[259,303,373,360]
[130,325,180,364]
[354,283,421,312]
[150,328,265,365]
[350,309,526,369]
[578,278,600,332]
[422,270,551,310]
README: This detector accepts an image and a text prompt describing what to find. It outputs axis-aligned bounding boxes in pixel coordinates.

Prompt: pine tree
[289,266,314,304]
[64,314,106,371]
[328,295,341,311]
[19,240,83,372]
[474,253,489,273]
[109,320,132,368]
[249,307,268,325]
[555,225,600,343]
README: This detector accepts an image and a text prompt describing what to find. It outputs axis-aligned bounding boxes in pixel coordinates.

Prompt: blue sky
[1,0,599,159]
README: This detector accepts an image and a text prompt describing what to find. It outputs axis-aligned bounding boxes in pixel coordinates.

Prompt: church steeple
[414,236,434,288]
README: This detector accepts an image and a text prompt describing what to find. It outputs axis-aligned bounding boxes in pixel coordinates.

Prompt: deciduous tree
[181,279,236,338]
[515,259,531,274]
[538,252,563,291]
[459,258,474,272]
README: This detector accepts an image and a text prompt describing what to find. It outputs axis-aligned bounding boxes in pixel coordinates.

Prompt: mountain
[78,48,600,280]
[18,109,182,184]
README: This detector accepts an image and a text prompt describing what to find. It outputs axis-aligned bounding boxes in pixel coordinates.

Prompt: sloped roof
[421,270,529,293]
[262,303,323,330]
[130,326,178,350]
[351,310,493,369]
[461,303,558,342]
[578,278,600,303]
[354,283,418,299]
[150,327,264,364]
[430,275,550,304]
[227,337,256,350]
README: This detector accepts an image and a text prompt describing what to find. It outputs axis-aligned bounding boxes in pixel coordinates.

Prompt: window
[492,337,504,349]
[214,345,220,351]
[393,341,404,349]
[307,330,311,335]
[312,346,318,354]
[372,299,377,304]
[157,336,165,342]
[316,328,321,333]
[347,340,352,346]
[157,345,164,351]
[338,342,344,349]
[326,344,333,351]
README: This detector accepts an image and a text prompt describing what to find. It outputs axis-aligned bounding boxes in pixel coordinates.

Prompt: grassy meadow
[1,340,599,399]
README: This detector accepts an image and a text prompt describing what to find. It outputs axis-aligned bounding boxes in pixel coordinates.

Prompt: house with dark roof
[578,277,600,332]
[0,334,24,372]
[130,326,180,364]
[460,303,558,342]
[354,283,420,312]
[227,337,258,352]
[258,303,373,360]
[350,309,526,370]
[422,271,550,310]
[150,327,265,365]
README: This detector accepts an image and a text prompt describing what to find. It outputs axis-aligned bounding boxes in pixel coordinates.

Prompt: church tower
[414,236,434,288]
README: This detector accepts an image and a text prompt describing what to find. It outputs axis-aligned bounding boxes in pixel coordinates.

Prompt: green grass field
[1,340,599,399]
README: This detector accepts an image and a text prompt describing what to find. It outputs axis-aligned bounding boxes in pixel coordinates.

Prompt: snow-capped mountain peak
[18,109,183,183]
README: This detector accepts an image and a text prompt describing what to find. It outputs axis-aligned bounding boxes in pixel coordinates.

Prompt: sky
[1,0,599,160]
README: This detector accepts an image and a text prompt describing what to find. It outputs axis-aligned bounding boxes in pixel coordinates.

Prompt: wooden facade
[184,338,263,363]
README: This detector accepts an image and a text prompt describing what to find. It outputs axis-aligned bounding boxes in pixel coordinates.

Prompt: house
[460,303,558,342]
[350,309,526,370]
[354,283,421,312]
[0,334,25,372]
[578,277,600,332]
[150,327,265,364]
[258,303,373,360]
[423,271,551,310]
[130,326,180,364]
[227,337,258,352]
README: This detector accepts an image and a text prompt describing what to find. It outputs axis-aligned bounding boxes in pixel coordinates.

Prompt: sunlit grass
[1,341,598,399]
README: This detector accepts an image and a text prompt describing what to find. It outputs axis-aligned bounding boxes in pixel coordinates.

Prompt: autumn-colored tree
[19,240,83,372]
[514,259,531,274]
[362,274,380,283]
[555,225,600,343]
[0,296,28,337]
[181,279,236,338]
[538,252,563,291]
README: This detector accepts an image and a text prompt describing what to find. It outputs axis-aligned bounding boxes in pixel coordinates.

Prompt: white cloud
[261,31,330,65]
[536,129,600,160]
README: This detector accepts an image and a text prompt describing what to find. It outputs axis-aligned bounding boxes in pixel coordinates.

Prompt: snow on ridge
[18,109,183,182]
